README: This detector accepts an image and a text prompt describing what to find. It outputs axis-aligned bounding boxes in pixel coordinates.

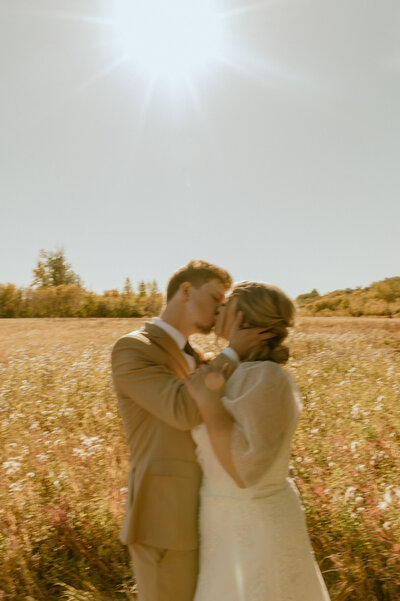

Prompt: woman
[186,282,331,601]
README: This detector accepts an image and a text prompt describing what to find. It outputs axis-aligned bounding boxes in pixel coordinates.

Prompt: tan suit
[112,322,236,601]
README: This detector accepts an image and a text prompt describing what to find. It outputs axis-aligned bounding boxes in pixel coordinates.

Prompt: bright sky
[1,0,399,298]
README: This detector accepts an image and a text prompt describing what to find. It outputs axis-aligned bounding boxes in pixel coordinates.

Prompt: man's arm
[112,312,266,431]
[112,336,203,430]
[112,336,235,430]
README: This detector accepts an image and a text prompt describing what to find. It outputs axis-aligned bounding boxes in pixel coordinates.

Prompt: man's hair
[166,260,233,302]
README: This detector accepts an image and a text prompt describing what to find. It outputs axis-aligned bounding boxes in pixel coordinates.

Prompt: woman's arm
[185,369,245,487]
[186,363,296,488]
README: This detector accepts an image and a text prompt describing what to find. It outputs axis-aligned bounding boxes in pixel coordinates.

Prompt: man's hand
[228,311,275,360]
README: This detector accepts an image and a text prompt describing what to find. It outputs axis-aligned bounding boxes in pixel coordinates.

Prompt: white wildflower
[3,459,22,476]
[344,486,356,502]
[9,480,24,492]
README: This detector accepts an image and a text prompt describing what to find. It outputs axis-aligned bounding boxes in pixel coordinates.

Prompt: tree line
[296,277,400,317]
[0,250,164,318]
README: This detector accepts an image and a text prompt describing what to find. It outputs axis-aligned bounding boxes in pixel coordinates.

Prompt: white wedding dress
[192,361,331,601]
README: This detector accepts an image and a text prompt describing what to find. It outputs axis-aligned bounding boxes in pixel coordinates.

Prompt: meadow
[1,317,399,600]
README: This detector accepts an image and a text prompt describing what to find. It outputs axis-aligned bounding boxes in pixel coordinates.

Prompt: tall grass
[1,319,399,600]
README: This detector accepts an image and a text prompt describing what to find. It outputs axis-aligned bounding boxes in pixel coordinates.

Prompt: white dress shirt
[153,317,196,370]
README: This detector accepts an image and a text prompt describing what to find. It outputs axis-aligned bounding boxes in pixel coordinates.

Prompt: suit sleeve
[112,336,202,430]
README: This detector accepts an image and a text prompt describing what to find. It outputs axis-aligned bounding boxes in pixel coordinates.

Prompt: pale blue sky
[1,0,399,298]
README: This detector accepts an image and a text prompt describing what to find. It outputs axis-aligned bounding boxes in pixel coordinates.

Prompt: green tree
[32,249,82,288]
[0,284,23,317]
[372,277,400,303]
[296,288,320,305]
[137,281,147,298]
[123,277,134,296]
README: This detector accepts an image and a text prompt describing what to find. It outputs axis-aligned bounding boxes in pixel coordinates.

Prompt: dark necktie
[183,341,196,358]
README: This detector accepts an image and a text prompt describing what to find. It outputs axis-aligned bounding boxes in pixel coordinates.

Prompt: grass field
[1,317,400,600]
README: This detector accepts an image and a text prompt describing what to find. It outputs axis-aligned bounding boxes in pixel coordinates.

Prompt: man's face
[187,278,227,335]
[214,295,238,340]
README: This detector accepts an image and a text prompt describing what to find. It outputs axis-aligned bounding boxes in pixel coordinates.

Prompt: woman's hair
[228,281,296,364]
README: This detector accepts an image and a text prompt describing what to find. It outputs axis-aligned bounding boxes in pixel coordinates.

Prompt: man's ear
[179,282,191,302]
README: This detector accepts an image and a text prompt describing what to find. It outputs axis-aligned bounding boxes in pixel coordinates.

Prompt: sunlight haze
[1,0,399,297]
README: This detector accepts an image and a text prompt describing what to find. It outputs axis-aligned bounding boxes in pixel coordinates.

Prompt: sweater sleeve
[228,363,297,487]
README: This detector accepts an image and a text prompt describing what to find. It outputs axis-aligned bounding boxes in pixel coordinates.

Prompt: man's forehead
[204,279,227,296]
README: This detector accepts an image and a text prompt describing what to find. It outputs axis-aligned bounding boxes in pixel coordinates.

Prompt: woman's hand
[185,366,226,405]
[185,366,246,488]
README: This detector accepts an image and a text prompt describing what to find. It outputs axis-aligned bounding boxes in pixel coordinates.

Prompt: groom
[112,260,265,601]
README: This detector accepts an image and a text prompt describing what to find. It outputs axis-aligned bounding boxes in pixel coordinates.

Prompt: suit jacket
[111,322,237,550]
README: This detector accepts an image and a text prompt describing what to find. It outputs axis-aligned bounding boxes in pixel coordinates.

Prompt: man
[112,260,268,601]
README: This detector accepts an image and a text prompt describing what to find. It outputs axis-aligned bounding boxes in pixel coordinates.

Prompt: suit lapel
[143,322,190,378]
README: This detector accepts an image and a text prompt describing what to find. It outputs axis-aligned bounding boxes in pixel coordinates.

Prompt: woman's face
[214,296,239,340]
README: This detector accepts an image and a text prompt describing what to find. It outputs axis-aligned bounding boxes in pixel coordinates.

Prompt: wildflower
[384,486,400,504]
[345,486,356,502]
[9,480,24,492]
[35,454,48,462]
[3,459,22,476]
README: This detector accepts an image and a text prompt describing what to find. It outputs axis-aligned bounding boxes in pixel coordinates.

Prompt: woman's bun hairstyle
[228,281,295,364]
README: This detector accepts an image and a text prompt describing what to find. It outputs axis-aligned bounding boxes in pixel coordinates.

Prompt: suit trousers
[129,544,198,601]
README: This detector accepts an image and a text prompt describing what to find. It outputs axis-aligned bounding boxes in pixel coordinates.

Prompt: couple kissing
[112,260,330,601]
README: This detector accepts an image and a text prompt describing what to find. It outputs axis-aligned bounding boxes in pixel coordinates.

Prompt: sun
[113,0,224,84]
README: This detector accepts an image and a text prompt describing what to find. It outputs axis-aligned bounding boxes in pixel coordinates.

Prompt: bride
[186,282,331,601]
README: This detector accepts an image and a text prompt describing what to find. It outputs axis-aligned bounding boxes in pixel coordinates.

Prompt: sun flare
[113,0,224,84]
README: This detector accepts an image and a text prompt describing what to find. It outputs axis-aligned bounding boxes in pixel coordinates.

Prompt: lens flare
[114,0,224,83]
